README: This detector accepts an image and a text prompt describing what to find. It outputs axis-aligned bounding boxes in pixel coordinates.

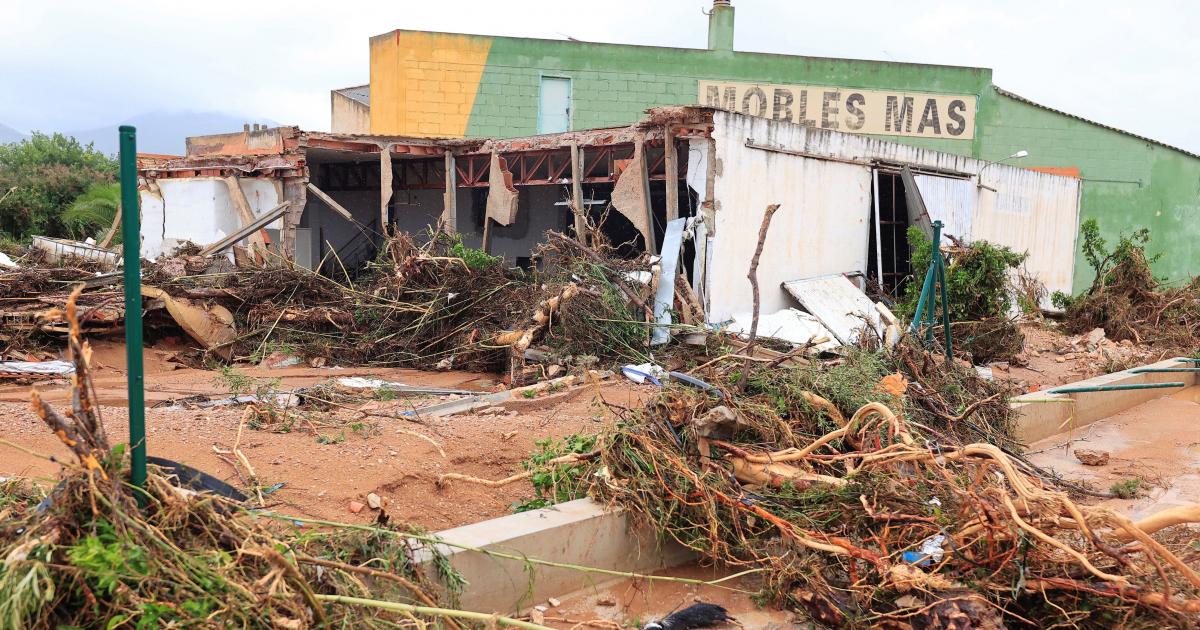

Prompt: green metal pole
[926,221,944,345]
[1048,382,1184,394]
[1175,358,1200,364]
[119,126,146,494]
[936,247,952,362]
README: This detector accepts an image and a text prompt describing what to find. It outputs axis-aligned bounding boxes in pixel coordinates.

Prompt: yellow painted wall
[369,30,492,137]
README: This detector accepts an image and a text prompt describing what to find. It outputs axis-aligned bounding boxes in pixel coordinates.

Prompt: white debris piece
[727,308,839,352]
[0,360,75,376]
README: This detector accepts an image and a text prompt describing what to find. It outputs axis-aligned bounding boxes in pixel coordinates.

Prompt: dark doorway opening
[868,171,914,297]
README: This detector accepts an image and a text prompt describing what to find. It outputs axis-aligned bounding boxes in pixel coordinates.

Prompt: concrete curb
[1011,357,1197,443]
[419,498,694,614]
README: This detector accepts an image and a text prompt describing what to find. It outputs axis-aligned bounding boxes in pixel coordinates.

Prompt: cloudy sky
[3,0,1197,152]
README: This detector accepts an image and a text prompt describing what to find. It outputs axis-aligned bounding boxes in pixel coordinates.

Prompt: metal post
[1048,382,1184,394]
[925,221,944,344]
[119,126,146,495]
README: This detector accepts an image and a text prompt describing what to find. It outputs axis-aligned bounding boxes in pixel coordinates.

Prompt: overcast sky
[3,0,1197,153]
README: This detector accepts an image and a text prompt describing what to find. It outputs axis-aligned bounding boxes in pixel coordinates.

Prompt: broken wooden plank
[664,126,679,222]
[97,202,121,249]
[222,177,269,251]
[570,140,586,240]
[443,150,458,233]
[199,202,290,256]
[380,144,393,229]
[306,183,354,221]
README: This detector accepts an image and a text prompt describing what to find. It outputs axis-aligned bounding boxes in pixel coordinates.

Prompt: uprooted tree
[1056,219,1200,349]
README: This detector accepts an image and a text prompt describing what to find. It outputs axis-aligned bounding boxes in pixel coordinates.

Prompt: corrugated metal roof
[993,86,1199,160]
[334,84,370,107]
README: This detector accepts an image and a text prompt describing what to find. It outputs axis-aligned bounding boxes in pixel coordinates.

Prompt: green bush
[0,133,117,241]
[897,227,1027,322]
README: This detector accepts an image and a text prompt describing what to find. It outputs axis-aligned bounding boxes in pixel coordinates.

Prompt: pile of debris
[589,341,1200,628]
[0,290,510,629]
[1063,243,1200,354]
[1,230,665,378]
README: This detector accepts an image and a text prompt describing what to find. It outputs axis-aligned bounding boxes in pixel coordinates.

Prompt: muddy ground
[0,339,654,530]
[0,320,1162,532]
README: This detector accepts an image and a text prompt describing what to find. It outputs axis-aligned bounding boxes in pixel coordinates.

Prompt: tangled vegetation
[587,346,1200,628]
[0,289,543,630]
[1057,219,1200,350]
[898,228,1028,364]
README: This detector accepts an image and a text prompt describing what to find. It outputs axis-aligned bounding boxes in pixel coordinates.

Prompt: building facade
[336,1,1200,292]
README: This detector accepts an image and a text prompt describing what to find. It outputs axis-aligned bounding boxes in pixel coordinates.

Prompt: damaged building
[332,0,1200,292]
[138,106,1080,336]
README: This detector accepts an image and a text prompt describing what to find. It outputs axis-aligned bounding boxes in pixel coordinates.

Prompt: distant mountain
[64,111,280,156]
[0,123,29,144]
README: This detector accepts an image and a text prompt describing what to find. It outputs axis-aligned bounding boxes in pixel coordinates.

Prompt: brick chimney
[708,0,735,52]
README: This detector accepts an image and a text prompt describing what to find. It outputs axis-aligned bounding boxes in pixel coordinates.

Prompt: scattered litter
[335,377,475,396]
[621,363,666,385]
[902,535,947,567]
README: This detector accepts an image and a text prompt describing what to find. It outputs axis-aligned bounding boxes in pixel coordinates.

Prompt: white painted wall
[139,177,281,259]
[707,113,873,321]
[705,111,1081,321]
[974,168,1081,302]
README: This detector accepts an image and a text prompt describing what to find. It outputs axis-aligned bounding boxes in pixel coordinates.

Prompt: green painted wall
[452,34,1198,291]
[465,35,989,156]
[976,92,1200,292]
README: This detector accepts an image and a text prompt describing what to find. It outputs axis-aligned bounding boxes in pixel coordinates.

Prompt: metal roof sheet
[993,86,1199,160]
[334,84,370,107]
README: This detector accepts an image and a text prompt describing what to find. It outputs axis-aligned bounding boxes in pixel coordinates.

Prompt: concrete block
[417,499,694,614]
[1011,357,1196,444]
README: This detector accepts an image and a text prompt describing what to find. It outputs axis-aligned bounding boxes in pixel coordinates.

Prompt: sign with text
[698,80,977,140]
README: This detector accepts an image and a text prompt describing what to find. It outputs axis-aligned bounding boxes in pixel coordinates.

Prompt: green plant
[1110,478,1142,499]
[449,236,501,270]
[213,366,255,396]
[62,182,120,243]
[897,227,1027,322]
[317,430,346,445]
[67,522,149,596]
[1077,218,1160,291]
[522,389,537,399]
[511,434,597,512]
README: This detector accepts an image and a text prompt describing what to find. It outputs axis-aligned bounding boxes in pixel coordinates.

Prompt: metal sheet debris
[651,218,687,345]
[31,236,119,267]
[0,360,76,376]
[782,274,882,345]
